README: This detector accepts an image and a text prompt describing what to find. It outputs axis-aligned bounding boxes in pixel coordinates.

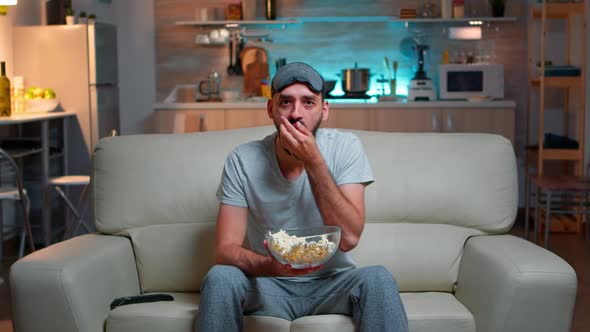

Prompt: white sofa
[11,126,577,332]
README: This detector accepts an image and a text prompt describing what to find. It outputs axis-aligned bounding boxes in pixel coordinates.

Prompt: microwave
[438,64,504,100]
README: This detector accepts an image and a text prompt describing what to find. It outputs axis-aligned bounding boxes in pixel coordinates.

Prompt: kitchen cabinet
[154,103,515,146]
[154,110,224,133]
[328,107,514,145]
[154,108,270,133]
[186,111,225,132]
[323,108,373,131]
[372,108,514,144]
[373,108,438,133]
[442,108,515,143]
[224,109,272,129]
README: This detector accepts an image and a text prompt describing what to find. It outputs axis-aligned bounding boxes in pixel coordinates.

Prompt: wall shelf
[526,1,587,176]
[527,147,583,161]
[175,16,518,27]
[295,16,518,23]
[531,3,585,18]
[525,1,587,235]
[292,16,391,23]
[530,76,583,88]
[175,19,300,27]
[393,16,518,23]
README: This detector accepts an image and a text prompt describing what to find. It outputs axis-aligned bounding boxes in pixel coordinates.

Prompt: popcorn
[267,229,336,266]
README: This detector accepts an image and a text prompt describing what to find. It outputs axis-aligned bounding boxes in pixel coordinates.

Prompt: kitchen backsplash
[155,0,528,145]
[156,0,526,98]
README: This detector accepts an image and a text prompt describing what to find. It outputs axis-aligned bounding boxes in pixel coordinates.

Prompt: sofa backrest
[348,130,517,292]
[93,126,517,293]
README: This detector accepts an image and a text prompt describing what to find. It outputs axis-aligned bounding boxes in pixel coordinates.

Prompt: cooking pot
[340,63,371,94]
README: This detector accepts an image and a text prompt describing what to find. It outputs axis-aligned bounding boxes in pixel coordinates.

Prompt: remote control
[110,293,174,310]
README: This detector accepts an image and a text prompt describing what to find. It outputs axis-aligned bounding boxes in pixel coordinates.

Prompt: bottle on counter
[11,76,25,114]
[260,78,272,99]
[0,61,11,117]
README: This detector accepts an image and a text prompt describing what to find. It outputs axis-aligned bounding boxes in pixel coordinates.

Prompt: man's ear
[321,100,329,121]
[267,98,273,119]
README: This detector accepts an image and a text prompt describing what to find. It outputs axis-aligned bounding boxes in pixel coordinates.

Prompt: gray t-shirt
[216,128,374,280]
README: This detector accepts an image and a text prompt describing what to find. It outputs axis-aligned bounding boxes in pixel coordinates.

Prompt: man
[196,62,408,331]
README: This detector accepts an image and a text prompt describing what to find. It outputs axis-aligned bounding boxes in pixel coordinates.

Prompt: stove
[326,92,373,100]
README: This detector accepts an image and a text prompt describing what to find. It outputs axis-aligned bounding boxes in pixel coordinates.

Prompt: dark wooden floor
[1,217,589,332]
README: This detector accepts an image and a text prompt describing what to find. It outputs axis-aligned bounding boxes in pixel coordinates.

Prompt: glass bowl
[265,226,340,269]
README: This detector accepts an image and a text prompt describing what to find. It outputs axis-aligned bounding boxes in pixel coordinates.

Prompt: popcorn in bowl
[265,226,340,269]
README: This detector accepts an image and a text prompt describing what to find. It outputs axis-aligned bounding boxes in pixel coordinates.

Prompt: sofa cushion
[124,222,481,293]
[354,131,517,234]
[93,127,275,234]
[124,223,216,292]
[94,128,516,235]
[94,128,516,293]
[351,223,483,292]
[105,292,474,332]
[106,292,198,332]
[290,293,475,332]
[401,292,475,332]
[106,292,292,332]
[290,314,355,331]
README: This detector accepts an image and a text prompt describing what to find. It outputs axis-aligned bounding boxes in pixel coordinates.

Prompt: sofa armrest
[10,234,141,332]
[455,234,576,332]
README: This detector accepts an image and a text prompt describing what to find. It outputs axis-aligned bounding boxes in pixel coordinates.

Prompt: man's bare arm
[215,203,322,276]
[306,168,365,252]
[279,118,366,252]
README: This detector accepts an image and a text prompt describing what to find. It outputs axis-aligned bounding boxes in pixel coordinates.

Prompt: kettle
[199,72,221,100]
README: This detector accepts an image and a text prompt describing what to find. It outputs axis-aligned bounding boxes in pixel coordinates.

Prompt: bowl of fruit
[25,87,59,113]
[265,226,340,269]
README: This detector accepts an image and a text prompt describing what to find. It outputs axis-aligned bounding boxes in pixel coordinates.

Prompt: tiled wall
[155,0,528,150]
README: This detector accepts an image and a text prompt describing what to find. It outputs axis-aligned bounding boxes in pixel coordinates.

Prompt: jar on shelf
[265,0,276,20]
[11,76,25,114]
[441,0,453,19]
[453,0,465,19]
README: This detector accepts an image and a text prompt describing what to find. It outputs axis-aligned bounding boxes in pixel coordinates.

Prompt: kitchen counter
[155,99,516,110]
[154,99,516,146]
[156,84,516,110]
[155,85,515,140]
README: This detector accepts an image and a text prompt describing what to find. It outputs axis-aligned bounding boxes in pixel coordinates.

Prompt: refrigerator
[12,23,120,175]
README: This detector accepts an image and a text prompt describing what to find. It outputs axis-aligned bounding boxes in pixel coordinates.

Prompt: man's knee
[202,265,247,292]
[360,265,399,290]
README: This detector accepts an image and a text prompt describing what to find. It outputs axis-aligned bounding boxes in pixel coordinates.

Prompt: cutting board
[241,47,269,96]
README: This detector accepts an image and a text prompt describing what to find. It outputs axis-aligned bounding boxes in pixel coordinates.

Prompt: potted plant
[88,14,96,24]
[489,0,505,17]
[65,7,75,24]
[78,11,87,24]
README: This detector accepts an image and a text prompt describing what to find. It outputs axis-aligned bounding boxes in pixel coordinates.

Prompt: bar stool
[0,148,35,260]
[46,175,91,240]
[525,174,590,249]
